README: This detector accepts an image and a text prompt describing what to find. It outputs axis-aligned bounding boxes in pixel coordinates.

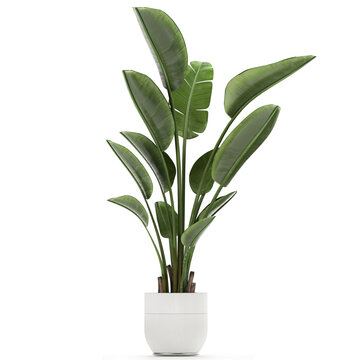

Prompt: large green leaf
[173,62,213,138]
[181,216,215,248]
[155,201,178,238]
[108,195,149,226]
[123,70,174,150]
[189,150,214,194]
[121,131,175,192]
[224,56,315,118]
[198,191,237,220]
[212,105,280,187]
[134,7,188,91]
[107,140,153,199]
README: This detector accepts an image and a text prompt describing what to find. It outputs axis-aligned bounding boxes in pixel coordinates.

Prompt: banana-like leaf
[181,216,215,248]
[175,111,198,139]
[225,56,315,118]
[173,62,213,138]
[108,195,149,226]
[134,7,188,91]
[123,70,174,150]
[155,201,178,238]
[121,131,175,193]
[189,150,214,194]
[198,191,237,220]
[212,105,280,187]
[107,140,153,199]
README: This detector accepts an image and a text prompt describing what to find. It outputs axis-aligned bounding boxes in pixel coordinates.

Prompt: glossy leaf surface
[107,140,153,199]
[123,70,174,150]
[198,191,237,220]
[181,216,215,248]
[134,7,188,91]
[108,195,149,226]
[155,201,178,238]
[225,56,315,118]
[212,105,280,187]
[189,150,214,194]
[173,62,213,138]
[121,131,175,192]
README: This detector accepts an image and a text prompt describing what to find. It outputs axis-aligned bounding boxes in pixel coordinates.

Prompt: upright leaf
[181,216,215,248]
[134,7,188,91]
[155,202,178,238]
[121,131,175,192]
[189,150,214,194]
[198,191,237,220]
[173,62,213,138]
[212,105,280,187]
[225,56,315,118]
[123,70,174,150]
[108,195,149,226]
[107,140,153,199]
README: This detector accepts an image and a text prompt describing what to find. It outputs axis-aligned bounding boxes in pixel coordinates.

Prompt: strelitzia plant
[107,7,315,293]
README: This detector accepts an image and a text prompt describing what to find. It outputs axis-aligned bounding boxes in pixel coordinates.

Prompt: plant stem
[157,153,178,286]
[186,271,194,293]
[167,88,183,292]
[144,199,168,292]
[179,66,201,290]
[144,226,166,290]
[189,194,204,226]
[189,114,239,224]
[167,265,174,292]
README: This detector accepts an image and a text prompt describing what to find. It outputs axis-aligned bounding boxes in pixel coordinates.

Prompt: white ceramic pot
[144,293,208,356]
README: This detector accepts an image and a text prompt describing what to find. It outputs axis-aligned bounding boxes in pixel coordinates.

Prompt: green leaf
[175,111,198,139]
[173,62,213,138]
[189,150,214,194]
[198,191,237,220]
[107,140,153,199]
[123,70,174,150]
[108,195,149,226]
[134,7,188,91]
[212,105,280,187]
[224,56,315,118]
[181,216,215,248]
[121,131,175,192]
[155,201,178,238]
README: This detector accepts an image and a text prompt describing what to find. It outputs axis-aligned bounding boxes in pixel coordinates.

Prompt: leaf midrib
[220,107,278,186]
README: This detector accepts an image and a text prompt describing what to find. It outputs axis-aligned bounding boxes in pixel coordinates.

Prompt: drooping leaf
[181,216,215,248]
[198,191,237,220]
[212,105,280,187]
[123,70,174,150]
[108,195,149,226]
[121,131,175,192]
[134,7,188,91]
[173,62,213,138]
[189,150,214,194]
[107,140,153,199]
[155,201,178,238]
[224,56,315,118]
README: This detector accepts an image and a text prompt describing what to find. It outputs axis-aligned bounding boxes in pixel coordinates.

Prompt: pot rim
[144,292,207,295]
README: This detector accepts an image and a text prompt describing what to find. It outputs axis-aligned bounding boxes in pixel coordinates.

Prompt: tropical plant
[107,7,315,293]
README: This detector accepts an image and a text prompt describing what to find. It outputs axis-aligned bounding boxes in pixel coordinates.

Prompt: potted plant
[107,7,315,356]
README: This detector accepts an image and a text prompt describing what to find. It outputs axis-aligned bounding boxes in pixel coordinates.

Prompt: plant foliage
[107,7,315,292]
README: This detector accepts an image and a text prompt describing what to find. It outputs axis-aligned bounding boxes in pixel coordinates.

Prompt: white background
[1,0,359,359]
